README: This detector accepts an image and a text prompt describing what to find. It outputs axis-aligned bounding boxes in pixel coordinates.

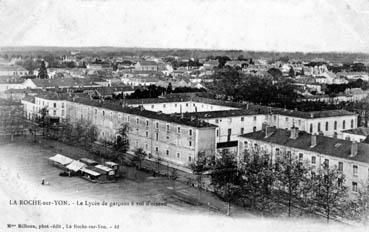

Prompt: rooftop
[36,93,216,128]
[240,128,369,164]
[342,127,369,136]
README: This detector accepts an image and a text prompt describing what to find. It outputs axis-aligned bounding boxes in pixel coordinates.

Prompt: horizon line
[1,45,369,56]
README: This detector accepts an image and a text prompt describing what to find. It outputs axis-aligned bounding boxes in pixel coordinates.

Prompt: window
[351,119,354,128]
[175,104,177,107]
[311,156,316,164]
[136,118,139,124]
[241,128,244,134]
[324,159,329,169]
[253,126,256,132]
[135,141,138,147]
[156,122,159,129]
[215,119,219,124]
[338,178,343,187]
[186,103,188,107]
[166,150,169,156]
[318,122,321,132]
[216,129,219,137]
[334,121,337,130]
[253,116,257,121]
[163,104,166,108]
[275,148,280,156]
[145,143,148,149]
[166,124,170,132]
[325,122,328,131]
[145,131,149,137]
[189,129,192,136]
[189,141,192,147]
[102,111,105,116]
[61,110,64,116]
[155,133,158,141]
[177,127,181,133]
[151,105,154,109]
[352,182,358,192]
[298,120,301,126]
[188,156,192,162]
[95,109,97,114]
[353,165,358,177]
[310,124,313,133]
[62,103,64,108]
[177,152,180,158]
[338,162,343,172]
[285,117,288,122]
[343,120,346,130]
[53,110,56,116]
[146,120,149,126]
[155,147,158,154]
[241,117,244,122]
[299,153,303,161]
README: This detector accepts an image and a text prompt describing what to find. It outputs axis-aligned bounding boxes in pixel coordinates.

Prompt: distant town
[1,47,369,224]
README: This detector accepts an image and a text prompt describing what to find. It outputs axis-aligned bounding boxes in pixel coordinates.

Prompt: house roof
[342,127,369,136]
[31,78,100,88]
[240,128,369,164]
[0,64,28,72]
[182,109,260,119]
[137,60,158,66]
[36,93,216,128]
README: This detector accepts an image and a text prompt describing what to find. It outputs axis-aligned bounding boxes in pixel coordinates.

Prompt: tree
[170,168,178,192]
[267,68,283,80]
[114,123,130,163]
[239,150,275,211]
[37,60,49,79]
[275,152,311,217]
[210,151,242,215]
[190,153,208,203]
[312,165,348,222]
[347,182,369,224]
[167,82,173,94]
[37,107,50,136]
[132,147,147,170]
[289,66,295,78]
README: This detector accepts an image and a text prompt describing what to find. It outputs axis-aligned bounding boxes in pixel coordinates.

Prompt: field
[0,138,361,232]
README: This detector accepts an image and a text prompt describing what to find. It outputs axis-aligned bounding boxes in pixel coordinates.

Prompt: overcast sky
[1,0,369,52]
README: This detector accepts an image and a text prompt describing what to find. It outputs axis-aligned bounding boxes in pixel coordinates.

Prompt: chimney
[290,127,299,140]
[350,141,358,157]
[310,133,317,147]
[264,126,273,138]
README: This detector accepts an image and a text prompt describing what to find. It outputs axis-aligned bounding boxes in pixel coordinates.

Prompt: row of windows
[216,127,257,137]
[309,120,354,133]
[268,147,364,178]
[37,99,65,109]
[214,116,258,124]
[153,147,192,162]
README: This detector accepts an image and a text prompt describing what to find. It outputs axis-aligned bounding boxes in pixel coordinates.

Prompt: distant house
[135,61,159,71]
[202,60,219,69]
[23,78,102,89]
[337,72,369,82]
[0,64,28,76]
[0,77,26,92]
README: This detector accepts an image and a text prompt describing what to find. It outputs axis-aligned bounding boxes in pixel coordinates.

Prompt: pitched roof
[36,94,216,128]
[342,127,369,136]
[31,78,100,88]
[240,128,369,164]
